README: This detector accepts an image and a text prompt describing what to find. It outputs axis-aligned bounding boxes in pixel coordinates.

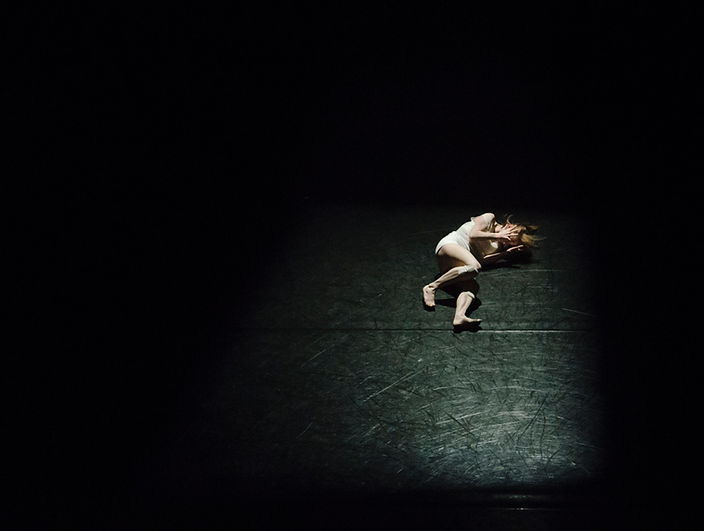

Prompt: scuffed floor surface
[139,202,607,522]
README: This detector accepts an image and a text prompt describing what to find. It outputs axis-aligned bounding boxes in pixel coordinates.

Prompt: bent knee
[458,263,481,275]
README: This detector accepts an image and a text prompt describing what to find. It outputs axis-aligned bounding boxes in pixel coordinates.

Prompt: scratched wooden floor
[139,202,606,522]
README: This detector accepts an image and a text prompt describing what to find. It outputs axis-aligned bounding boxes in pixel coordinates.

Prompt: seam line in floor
[231,327,595,333]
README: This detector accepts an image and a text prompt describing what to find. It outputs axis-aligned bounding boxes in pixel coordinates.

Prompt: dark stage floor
[14,7,696,528]
[125,202,613,527]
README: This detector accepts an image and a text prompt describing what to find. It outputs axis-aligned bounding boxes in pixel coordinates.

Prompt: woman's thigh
[436,244,481,274]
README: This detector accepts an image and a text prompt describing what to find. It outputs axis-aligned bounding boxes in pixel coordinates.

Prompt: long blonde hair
[504,214,543,248]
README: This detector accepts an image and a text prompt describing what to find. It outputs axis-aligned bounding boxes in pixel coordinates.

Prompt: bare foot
[422,285,436,309]
[452,316,482,332]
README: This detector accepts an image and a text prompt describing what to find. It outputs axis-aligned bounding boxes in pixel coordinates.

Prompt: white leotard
[434,220,475,254]
[434,216,500,257]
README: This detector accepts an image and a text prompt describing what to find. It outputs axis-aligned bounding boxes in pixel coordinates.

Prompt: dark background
[8,4,696,527]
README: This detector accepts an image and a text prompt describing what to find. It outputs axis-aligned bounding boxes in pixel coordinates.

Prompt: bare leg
[453,291,482,330]
[423,244,481,308]
[422,266,477,307]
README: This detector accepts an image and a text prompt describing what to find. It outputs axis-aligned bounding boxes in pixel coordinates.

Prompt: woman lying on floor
[422,213,540,331]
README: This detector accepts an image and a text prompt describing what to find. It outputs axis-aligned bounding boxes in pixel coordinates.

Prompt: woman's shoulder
[475,212,495,221]
[470,212,494,227]
[459,219,476,231]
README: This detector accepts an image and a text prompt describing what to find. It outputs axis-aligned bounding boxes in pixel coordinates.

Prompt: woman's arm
[482,245,529,265]
[470,213,519,241]
[469,213,496,239]
[480,251,507,265]
[470,229,499,240]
